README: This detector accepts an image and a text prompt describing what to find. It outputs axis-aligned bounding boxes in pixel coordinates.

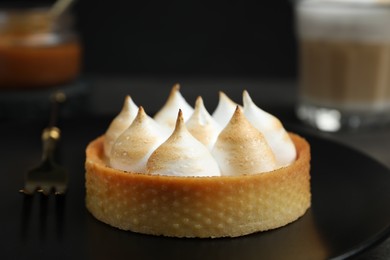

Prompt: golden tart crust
[85,133,311,238]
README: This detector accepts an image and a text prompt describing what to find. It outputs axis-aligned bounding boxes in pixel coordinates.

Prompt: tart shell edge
[85,133,311,238]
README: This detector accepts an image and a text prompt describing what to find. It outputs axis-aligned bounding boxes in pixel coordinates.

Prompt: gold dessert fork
[20,92,68,195]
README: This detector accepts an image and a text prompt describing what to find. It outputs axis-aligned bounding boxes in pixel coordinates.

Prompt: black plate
[1,118,390,259]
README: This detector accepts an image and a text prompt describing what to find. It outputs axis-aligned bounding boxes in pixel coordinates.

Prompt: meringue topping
[212,107,277,176]
[147,110,221,177]
[110,107,168,173]
[186,97,222,150]
[104,95,138,157]
[242,91,296,167]
[212,91,242,128]
[154,84,194,130]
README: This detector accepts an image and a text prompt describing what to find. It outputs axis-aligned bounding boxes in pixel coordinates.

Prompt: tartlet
[85,86,311,238]
[85,133,311,238]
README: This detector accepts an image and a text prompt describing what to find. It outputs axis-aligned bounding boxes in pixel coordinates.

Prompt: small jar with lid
[0,5,81,89]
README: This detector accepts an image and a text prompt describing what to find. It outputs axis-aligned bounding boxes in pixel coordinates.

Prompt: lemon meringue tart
[85,86,311,238]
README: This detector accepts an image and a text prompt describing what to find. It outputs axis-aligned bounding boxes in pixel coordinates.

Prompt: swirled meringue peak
[212,91,242,128]
[186,96,222,150]
[110,107,168,173]
[154,84,194,130]
[243,90,296,167]
[212,106,277,176]
[147,110,221,177]
[104,95,138,157]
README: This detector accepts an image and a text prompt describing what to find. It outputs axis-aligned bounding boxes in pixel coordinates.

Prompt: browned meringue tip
[218,91,226,98]
[218,91,229,101]
[174,109,185,131]
[242,90,252,105]
[230,105,244,124]
[225,105,258,134]
[219,91,240,104]
[133,106,146,121]
[122,95,133,110]
[171,83,181,92]
[124,95,131,101]
[163,83,181,105]
[138,105,145,113]
[194,96,204,108]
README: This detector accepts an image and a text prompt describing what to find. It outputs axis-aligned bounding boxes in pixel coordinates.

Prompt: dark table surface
[1,76,389,259]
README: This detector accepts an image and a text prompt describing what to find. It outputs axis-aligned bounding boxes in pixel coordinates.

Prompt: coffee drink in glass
[295,0,390,131]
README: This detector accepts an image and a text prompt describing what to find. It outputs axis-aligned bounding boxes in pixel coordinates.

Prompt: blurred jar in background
[295,0,390,132]
[0,7,81,89]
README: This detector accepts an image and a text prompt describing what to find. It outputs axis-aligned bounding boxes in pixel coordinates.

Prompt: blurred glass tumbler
[295,0,390,131]
[0,7,81,89]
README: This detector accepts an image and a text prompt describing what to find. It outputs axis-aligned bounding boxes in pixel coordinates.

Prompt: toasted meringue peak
[212,106,277,176]
[154,84,194,130]
[147,110,221,177]
[104,95,138,157]
[110,107,168,173]
[212,91,242,128]
[243,90,296,167]
[186,96,222,150]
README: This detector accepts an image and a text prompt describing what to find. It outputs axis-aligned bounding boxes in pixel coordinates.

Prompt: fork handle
[41,127,61,161]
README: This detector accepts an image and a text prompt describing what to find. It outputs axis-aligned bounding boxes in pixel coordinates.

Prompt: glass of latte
[295,0,390,131]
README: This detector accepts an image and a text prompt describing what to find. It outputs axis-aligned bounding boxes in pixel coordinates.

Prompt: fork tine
[20,183,37,195]
[37,186,53,196]
[19,189,33,195]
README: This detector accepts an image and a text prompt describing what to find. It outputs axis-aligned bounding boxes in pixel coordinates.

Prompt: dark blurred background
[0,0,298,118]
[1,0,298,77]
[73,0,297,78]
